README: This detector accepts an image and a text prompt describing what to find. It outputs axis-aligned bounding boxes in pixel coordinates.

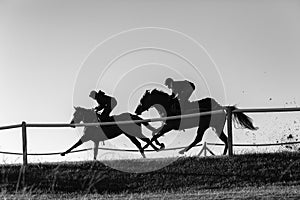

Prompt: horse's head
[135,89,173,116]
[135,90,152,115]
[71,107,98,125]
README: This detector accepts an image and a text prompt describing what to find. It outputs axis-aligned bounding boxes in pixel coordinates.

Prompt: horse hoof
[60,153,65,156]
[160,143,165,150]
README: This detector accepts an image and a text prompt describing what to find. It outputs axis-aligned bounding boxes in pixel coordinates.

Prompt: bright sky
[1,0,300,164]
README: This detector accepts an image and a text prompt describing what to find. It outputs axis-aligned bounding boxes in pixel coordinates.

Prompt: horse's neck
[159,101,179,116]
[155,96,171,107]
[153,99,172,110]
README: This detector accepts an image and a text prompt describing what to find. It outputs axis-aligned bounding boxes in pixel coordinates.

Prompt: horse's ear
[74,106,78,110]
[146,90,150,94]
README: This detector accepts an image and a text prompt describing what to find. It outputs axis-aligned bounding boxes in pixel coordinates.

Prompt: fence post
[203,142,207,157]
[226,107,233,156]
[21,121,28,166]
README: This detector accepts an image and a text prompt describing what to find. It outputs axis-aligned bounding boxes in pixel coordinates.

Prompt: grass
[0,152,300,198]
[1,185,300,199]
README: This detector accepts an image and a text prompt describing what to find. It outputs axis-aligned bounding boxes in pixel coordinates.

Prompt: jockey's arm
[95,105,104,112]
[170,92,177,99]
[110,97,117,108]
[171,86,181,98]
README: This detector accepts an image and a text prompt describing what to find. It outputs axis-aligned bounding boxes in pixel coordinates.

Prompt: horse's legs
[143,125,173,150]
[124,134,146,158]
[151,125,165,148]
[126,124,160,151]
[93,141,100,160]
[61,139,83,156]
[139,137,159,151]
[154,139,165,149]
[134,124,160,151]
[148,125,164,147]
[218,131,228,155]
[179,126,206,154]
[212,113,227,155]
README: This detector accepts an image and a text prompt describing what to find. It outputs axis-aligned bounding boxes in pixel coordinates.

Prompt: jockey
[89,90,117,121]
[164,78,195,107]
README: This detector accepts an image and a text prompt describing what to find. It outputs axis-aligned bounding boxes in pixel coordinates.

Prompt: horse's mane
[139,89,173,104]
[75,106,95,116]
[75,106,92,112]
[150,89,170,97]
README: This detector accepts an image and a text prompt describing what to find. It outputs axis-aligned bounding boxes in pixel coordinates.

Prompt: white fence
[1,106,300,166]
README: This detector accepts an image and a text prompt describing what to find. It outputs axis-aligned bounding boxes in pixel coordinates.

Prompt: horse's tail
[232,106,258,130]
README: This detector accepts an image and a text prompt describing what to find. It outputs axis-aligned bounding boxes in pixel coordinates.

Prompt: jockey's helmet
[89,90,97,99]
[97,90,105,96]
[165,78,173,87]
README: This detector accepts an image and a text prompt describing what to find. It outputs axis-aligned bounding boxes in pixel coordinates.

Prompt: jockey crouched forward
[89,90,117,121]
[164,78,195,110]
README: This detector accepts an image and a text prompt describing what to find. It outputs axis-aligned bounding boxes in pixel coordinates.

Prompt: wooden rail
[0,106,300,165]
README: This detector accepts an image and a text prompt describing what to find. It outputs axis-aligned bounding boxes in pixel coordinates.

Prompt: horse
[61,107,160,160]
[135,89,258,155]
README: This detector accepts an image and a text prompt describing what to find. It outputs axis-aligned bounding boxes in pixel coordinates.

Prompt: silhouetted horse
[135,89,258,155]
[61,107,159,160]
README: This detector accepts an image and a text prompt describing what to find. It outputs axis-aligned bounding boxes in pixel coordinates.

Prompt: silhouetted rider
[164,78,195,107]
[89,90,117,121]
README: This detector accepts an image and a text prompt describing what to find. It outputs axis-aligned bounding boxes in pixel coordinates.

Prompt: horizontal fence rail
[0,124,22,130]
[2,107,300,130]
[3,107,300,129]
[1,141,299,156]
[1,106,300,166]
[233,107,300,113]
[26,110,225,128]
[207,141,300,147]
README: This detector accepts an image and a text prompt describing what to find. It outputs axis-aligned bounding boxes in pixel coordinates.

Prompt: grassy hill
[1,152,300,194]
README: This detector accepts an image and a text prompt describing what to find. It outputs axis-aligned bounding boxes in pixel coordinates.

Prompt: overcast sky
[1,0,300,163]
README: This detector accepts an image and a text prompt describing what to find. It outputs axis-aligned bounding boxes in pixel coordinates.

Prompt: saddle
[171,100,212,115]
[95,110,113,122]
[170,100,193,114]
